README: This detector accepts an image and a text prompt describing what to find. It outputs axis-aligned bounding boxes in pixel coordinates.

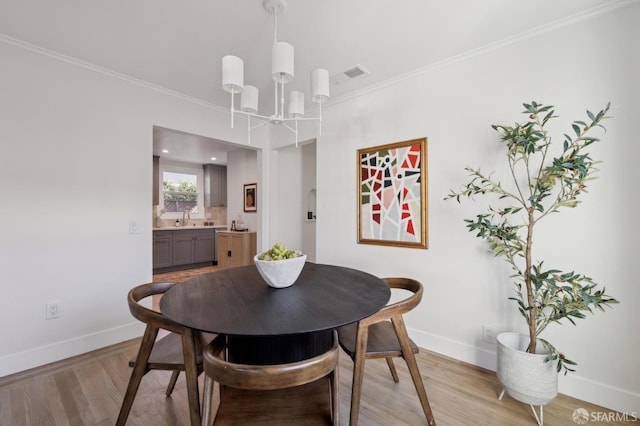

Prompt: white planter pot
[496,332,558,406]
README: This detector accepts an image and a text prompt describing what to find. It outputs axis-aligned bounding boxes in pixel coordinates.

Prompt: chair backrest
[203,331,339,391]
[359,277,423,328]
[127,282,189,335]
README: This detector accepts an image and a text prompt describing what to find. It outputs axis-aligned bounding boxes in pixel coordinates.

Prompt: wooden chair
[337,277,436,426]
[116,282,213,426]
[201,331,340,425]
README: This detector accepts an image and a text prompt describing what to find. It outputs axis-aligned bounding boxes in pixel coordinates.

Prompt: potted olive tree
[446,101,618,418]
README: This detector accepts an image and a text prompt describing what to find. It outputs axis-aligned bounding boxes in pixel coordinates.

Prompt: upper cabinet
[153,155,160,206]
[204,164,227,207]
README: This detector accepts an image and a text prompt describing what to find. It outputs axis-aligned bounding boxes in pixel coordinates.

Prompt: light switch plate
[129,220,139,234]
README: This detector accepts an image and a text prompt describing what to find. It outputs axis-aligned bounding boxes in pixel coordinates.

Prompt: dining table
[159,261,390,425]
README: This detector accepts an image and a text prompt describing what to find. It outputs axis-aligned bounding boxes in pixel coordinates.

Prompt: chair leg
[116,325,159,426]
[349,324,369,426]
[392,317,436,426]
[385,357,399,383]
[201,375,214,426]
[182,330,202,426]
[330,366,339,426]
[165,370,180,396]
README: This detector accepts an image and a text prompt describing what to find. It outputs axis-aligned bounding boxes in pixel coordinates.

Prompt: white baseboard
[409,328,640,416]
[557,373,640,419]
[0,322,144,378]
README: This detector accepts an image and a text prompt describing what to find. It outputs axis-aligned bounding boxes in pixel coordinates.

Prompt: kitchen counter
[153,225,228,231]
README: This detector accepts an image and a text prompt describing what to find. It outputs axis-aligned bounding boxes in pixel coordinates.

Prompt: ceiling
[0,0,621,164]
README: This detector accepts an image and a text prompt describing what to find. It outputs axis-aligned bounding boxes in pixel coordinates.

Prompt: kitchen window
[159,162,205,218]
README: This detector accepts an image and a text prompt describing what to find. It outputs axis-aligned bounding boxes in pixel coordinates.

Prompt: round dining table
[160,261,390,364]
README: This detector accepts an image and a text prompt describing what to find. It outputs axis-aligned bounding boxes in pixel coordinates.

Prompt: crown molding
[323,0,637,109]
[0,32,228,114]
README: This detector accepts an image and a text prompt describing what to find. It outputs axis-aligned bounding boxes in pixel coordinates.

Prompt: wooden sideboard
[217,231,257,269]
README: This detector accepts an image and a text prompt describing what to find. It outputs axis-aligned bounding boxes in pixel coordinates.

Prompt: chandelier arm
[280,122,297,134]
[281,117,321,122]
[233,110,272,122]
[249,120,271,131]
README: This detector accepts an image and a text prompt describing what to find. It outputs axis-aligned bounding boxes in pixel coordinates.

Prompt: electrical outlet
[46,302,60,320]
[482,324,495,343]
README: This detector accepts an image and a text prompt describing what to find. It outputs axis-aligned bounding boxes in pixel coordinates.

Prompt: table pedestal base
[227,330,333,365]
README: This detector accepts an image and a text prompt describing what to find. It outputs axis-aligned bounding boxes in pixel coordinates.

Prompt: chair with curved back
[116,282,213,426]
[201,331,340,425]
[337,277,436,426]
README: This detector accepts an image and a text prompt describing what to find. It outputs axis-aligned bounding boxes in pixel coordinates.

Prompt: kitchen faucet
[181,210,190,226]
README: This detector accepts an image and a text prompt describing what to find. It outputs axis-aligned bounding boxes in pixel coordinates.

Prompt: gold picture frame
[357,138,428,249]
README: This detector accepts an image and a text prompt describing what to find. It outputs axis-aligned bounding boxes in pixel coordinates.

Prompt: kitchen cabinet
[217,231,256,270]
[172,229,215,266]
[172,231,197,266]
[193,231,215,263]
[152,230,173,269]
[153,155,160,206]
[203,164,227,207]
[153,228,217,273]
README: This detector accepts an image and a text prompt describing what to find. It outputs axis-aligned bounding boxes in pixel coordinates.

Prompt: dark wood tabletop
[159,262,390,336]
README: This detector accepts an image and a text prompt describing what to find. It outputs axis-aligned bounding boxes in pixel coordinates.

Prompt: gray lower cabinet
[194,231,215,263]
[152,231,173,269]
[172,231,197,266]
[153,228,216,272]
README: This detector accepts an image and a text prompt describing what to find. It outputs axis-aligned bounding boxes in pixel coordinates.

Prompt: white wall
[226,148,259,233]
[316,3,640,414]
[0,39,267,376]
[274,146,303,251]
[301,142,317,261]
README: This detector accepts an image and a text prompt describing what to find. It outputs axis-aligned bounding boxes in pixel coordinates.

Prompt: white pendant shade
[222,55,244,94]
[311,68,330,103]
[288,90,304,118]
[240,85,259,114]
[272,42,294,83]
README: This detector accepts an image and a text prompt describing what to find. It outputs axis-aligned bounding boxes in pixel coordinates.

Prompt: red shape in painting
[406,219,415,235]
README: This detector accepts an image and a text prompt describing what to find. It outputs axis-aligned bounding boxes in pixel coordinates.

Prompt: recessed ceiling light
[162,149,169,153]
[211,157,217,161]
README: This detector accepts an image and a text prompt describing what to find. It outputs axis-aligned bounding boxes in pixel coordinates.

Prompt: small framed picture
[244,183,257,212]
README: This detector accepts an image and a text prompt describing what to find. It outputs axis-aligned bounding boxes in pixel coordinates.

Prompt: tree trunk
[525,208,537,353]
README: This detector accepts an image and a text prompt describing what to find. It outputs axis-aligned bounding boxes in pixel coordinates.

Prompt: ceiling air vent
[331,65,369,85]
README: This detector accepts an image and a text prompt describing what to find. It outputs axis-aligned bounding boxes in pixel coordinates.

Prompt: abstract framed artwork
[244,183,257,212]
[357,138,428,249]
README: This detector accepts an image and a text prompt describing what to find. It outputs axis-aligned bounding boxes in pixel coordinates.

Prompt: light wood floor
[0,266,633,425]
[0,339,633,426]
[153,265,221,284]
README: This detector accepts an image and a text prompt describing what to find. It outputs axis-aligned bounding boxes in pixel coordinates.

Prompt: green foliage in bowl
[258,243,301,261]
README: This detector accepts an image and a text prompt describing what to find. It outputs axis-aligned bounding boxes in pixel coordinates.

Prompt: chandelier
[221,0,330,146]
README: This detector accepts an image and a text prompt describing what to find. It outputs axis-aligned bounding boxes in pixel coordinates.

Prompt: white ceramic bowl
[253,253,307,288]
